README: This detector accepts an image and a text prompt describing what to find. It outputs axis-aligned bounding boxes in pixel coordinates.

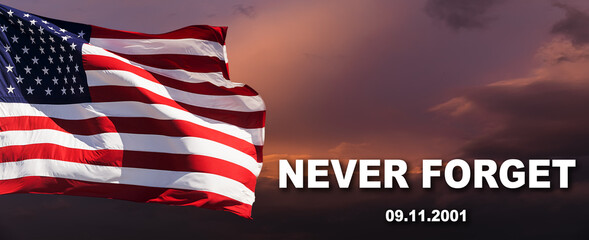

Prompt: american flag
[0,4,265,218]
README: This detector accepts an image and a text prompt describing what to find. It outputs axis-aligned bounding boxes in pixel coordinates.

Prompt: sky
[0,0,588,239]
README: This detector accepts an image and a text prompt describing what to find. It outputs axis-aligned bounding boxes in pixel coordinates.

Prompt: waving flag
[0,4,265,218]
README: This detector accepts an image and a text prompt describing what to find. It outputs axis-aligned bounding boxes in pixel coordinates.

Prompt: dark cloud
[432,36,589,161]
[460,80,589,159]
[234,4,256,19]
[551,3,589,46]
[424,0,502,30]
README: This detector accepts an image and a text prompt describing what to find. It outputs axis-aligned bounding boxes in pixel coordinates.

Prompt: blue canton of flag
[0,5,91,104]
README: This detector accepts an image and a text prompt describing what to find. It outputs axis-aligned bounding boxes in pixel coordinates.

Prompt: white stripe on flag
[90,38,226,60]
[82,44,243,88]
[0,159,255,205]
[0,129,262,176]
[86,70,265,112]
[0,102,265,146]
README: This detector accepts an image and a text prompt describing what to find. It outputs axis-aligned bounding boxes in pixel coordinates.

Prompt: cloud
[535,36,589,64]
[432,37,589,159]
[234,4,256,19]
[424,0,503,30]
[327,142,370,157]
[551,2,589,46]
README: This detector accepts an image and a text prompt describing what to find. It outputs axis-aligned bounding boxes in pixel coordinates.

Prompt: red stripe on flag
[83,54,258,96]
[149,70,259,96]
[91,25,228,45]
[0,176,252,218]
[0,144,258,191]
[0,116,260,161]
[89,86,266,129]
[111,52,230,79]
[255,146,264,164]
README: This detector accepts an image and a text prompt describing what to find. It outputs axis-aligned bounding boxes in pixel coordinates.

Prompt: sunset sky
[0,0,588,239]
